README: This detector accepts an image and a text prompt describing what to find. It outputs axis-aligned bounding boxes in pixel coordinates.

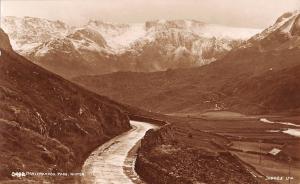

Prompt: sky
[1,0,300,28]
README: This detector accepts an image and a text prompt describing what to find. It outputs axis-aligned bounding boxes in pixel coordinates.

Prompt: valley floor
[167,111,300,184]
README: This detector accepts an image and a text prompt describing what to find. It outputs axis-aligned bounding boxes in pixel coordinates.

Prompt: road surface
[81,120,157,184]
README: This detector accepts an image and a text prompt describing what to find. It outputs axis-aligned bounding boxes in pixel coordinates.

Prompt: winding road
[81,120,157,184]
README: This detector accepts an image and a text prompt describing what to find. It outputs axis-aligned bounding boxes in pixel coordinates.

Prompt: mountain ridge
[1,16,261,77]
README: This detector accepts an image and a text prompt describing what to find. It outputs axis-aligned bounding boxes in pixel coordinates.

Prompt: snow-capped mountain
[245,10,300,51]
[1,16,261,77]
[1,16,72,54]
[86,20,146,52]
[118,23,246,70]
[26,28,117,77]
[86,19,259,54]
[144,19,259,39]
[85,19,260,71]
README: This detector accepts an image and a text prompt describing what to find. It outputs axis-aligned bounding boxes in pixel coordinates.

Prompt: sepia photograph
[0,0,300,183]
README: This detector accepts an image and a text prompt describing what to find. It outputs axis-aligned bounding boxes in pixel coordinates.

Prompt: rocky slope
[135,125,267,184]
[73,11,300,115]
[1,17,260,77]
[0,28,130,183]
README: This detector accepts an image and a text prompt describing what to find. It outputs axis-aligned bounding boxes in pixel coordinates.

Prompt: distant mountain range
[73,11,300,115]
[1,16,260,77]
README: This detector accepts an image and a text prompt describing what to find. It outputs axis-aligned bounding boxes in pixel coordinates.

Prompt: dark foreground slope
[0,29,130,183]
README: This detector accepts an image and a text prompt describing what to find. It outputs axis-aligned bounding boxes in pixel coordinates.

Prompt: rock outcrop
[135,125,265,184]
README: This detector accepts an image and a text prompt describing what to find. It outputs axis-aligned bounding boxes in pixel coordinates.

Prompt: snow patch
[282,129,300,137]
[174,46,188,59]
[35,45,50,57]
[260,118,300,127]
[87,22,146,52]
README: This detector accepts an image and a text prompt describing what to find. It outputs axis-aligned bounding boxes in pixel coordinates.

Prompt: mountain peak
[291,14,300,36]
[245,11,300,51]
[275,11,299,24]
[276,11,300,35]
[253,11,300,40]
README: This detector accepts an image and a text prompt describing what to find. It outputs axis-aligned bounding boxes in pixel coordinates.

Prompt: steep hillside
[229,63,300,113]
[74,47,300,116]
[73,11,300,115]
[0,29,130,183]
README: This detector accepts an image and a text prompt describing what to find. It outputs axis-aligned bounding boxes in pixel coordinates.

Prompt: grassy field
[234,152,300,184]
